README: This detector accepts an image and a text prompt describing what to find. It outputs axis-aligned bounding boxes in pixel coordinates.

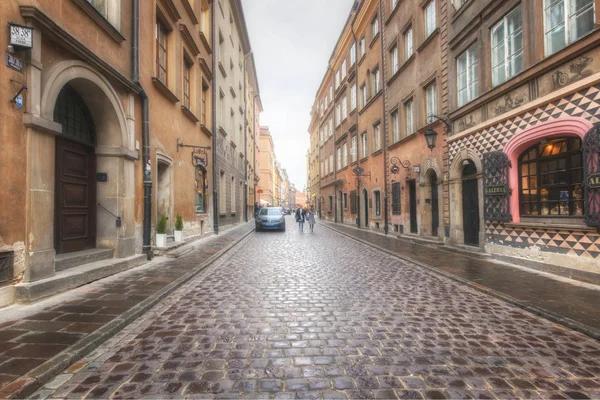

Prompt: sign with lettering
[588,173,600,189]
[5,52,23,72]
[9,23,33,49]
[96,173,108,182]
[484,184,507,196]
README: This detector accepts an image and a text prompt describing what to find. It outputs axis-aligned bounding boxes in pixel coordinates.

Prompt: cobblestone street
[33,218,600,399]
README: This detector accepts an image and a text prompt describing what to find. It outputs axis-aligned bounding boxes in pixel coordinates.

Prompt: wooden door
[431,176,439,237]
[55,137,96,254]
[409,181,417,233]
[462,178,480,246]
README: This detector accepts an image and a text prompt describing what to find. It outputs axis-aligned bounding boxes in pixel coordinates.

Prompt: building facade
[245,54,262,217]
[382,0,449,239]
[213,0,250,229]
[447,0,600,279]
[259,126,275,205]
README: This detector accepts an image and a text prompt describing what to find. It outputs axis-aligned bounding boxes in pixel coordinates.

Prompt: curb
[322,223,600,342]
[7,227,255,399]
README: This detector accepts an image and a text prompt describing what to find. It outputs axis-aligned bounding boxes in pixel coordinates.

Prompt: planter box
[156,233,167,248]
[174,230,183,242]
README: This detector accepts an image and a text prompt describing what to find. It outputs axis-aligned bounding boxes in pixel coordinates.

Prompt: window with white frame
[361,84,367,108]
[360,37,366,58]
[426,82,437,121]
[329,86,333,104]
[390,44,399,75]
[351,84,357,110]
[329,154,334,173]
[391,0,398,11]
[328,119,333,137]
[343,142,348,166]
[335,70,340,89]
[544,0,594,56]
[457,44,479,107]
[372,16,379,39]
[374,68,381,93]
[87,0,121,30]
[342,60,347,79]
[391,110,399,142]
[425,1,437,38]
[492,6,524,86]
[405,27,413,60]
[350,42,356,65]
[374,123,381,152]
[405,99,414,136]
[342,96,347,120]
[336,104,341,126]
[337,147,342,170]
[351,135,358,162]
[361,132,368,158]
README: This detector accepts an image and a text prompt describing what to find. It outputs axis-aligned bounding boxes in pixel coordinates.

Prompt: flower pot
[174,230,183,242]
[156,233,167,248]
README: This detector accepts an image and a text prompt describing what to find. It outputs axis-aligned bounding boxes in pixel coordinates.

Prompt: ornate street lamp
[425,114,452,150]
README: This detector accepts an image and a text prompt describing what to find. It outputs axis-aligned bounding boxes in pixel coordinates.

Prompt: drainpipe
[132,0,153,259]
[211,2,219,234]
[243,52,251,223]
[378,0,389,235]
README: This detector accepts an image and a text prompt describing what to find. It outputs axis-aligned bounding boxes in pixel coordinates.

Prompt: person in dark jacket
[295,206,306,232]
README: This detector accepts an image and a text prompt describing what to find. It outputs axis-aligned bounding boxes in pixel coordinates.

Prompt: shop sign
[484,185,507,196]
[14,94,23,108]
[9,23,33,49]
[6,52,23,72]
[588,173,600,189]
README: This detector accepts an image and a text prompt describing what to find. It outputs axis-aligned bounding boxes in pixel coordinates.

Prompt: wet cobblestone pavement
[32,218,600,399]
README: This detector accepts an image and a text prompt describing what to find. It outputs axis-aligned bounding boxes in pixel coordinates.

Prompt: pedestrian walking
[295,206,306,232]
[307,206,316,232]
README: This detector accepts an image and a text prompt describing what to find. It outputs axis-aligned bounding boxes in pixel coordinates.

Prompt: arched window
[519,137,584,217]
[53,84,96,145]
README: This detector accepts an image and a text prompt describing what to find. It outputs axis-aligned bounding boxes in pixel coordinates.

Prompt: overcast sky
[241,0,354,192]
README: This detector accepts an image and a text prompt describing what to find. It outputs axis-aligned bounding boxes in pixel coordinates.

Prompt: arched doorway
[362,189,369,228]
[338,190,343,223]
[53,84,97,254]
[462,160,479,246]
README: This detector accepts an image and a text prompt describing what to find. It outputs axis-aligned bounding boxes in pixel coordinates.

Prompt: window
[351,84,357,110]
[342,97,347,120]
[374,69,381,93]
[544,0,594,56]
[361,132,368,158]
[342,60,347,79]
[343,192,348,209]
[360,37,366,58]
[202,81,209,124]
[391,0,398,10]
[195,167,207,213]
[343,142,348,166]
[350,190,357,213]
[373,123,381,152]
[218,30,224,65]
[200,2,211,41]
[361,85,367,108]
[329,154,334,174]
[492,6,524,86]
[350,42,356,65]
[336,104,341,126]
[426,82,437,120]
[390,45,399,75]
[337,147,342,170]
[86,0,121,29]
[328,119,333,137]
[374,191,381,216]
[425,1,437,38]
[405,99,414,135]
[391,110,400,143]
[183,57,192,109]
[156,19,168,84]
[372,16,379,39]
[219,170,226,211]
[457,44,479,107]
[519,137,584,217]
[329,86,333,104]
[405,27,413,60]
[351,135,358,162]
[329,196,333,211]
[392,182,401,214]
[336,70,341,89]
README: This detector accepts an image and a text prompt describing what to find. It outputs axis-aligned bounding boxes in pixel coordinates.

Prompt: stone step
[14,254,147,304]
[439,244,492,259]
[55,248,114,272]
[396,234,444,247]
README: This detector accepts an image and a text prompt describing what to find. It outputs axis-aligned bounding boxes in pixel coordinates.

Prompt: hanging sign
[588,173,600,189]
[14,94,23,108]
[9,23,34,50]
[6,52,23,72]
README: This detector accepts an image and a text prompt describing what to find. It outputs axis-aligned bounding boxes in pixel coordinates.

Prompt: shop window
[195,167,207,214]
[519,137,584,217]
[392,182,401,214]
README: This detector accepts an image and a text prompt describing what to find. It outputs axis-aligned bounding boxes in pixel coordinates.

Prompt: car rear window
[259,208,282,216]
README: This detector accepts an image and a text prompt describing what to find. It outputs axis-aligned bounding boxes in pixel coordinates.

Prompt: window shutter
[392,182,401,215]
[584,124,600,226]
[350,190,357,214]
[483,151,512,222]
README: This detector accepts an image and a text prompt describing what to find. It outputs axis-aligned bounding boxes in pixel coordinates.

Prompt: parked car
[255,207,286,232]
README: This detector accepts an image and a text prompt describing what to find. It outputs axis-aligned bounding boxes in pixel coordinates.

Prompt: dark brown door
[409,180,417,233]
[462,178,480,246]
[55,137,96,254]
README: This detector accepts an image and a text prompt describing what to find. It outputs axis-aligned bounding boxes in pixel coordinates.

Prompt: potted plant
[156,214,167,247]
[174,214,184,242]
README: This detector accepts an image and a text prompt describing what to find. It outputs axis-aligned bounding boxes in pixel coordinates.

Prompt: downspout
[350,3,360,229]
[243,52,250,223]
[378,0,389,235]
[132,0,153,259]
[211,2,219,234]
